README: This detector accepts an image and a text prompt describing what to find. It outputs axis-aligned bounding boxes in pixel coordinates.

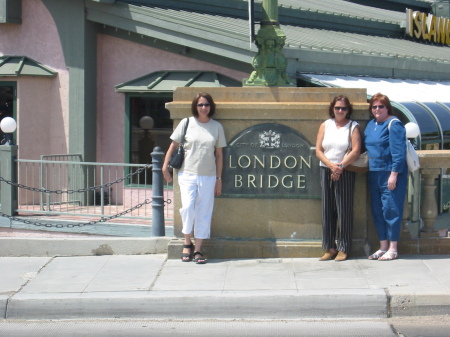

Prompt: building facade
[1,0,449,231]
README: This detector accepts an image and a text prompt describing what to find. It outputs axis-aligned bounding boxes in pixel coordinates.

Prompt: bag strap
[180,118,190,145]
[387,117,400,131]
[387,117,406,141]
[346,121,353,152]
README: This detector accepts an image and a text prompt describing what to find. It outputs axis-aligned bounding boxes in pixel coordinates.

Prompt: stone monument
[166,87,370,259]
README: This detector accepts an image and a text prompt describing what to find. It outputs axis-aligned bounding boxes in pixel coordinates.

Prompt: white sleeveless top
[320,119,358,167]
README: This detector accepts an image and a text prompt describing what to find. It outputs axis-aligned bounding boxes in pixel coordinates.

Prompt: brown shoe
[319,250,338,261]
[335,251,348,261]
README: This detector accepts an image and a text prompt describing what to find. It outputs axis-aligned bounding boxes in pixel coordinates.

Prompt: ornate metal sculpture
[244,0,294,87]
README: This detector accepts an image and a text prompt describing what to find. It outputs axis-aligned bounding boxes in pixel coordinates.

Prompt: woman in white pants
[163,92,226,264]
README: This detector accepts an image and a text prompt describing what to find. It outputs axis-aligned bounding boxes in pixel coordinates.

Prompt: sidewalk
[1,253,450,320]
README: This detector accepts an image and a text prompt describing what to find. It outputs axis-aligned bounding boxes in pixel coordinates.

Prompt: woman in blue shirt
[365,93,407,261]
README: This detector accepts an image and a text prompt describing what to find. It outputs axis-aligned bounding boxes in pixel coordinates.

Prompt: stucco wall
[0,0,69,159]
[1,1,250,163]
[96,34,249,163]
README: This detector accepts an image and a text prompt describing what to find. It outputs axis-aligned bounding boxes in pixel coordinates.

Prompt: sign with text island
[222,123,321,199]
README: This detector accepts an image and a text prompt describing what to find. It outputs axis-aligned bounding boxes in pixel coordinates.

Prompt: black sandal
[193,251,207,264]
[181,243,194,262]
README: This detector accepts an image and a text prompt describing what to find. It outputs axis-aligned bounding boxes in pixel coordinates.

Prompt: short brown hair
[369,93,394,117]
[191,92,216,118]
[328,95,353,119]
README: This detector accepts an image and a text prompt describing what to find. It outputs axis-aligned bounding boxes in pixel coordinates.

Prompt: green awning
[115,71,241,93]
[0,56,57,77]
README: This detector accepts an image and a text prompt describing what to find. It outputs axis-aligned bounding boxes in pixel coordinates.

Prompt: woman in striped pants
[315,95,362,261]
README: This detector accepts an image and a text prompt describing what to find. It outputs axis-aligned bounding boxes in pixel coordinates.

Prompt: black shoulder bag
[169,118,189,169]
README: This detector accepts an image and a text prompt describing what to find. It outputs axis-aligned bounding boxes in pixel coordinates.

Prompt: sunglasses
[197,103,211,108]
[371,105,385,110]
[333,106,348,111]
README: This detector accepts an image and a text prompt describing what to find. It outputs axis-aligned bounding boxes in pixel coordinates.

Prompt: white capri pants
[178,171,216,239]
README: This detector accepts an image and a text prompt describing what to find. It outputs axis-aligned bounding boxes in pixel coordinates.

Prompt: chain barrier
[0,164,151,194]
[0,163,173,228]
[0,198,172,228]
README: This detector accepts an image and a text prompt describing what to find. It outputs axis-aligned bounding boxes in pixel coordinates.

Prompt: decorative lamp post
[244,0,294,87]
[0,116,18,215]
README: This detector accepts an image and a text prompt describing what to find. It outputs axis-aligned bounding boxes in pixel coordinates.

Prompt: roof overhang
[300,73,450,150]
[115,71,242,93]
[299,74,450,102]
[0,56,57,77]
[86,1,450,81]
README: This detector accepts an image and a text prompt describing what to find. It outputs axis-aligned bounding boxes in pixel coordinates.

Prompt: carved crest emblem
[259,130,280,149]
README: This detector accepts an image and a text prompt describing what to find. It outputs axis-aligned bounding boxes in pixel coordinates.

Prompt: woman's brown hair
[191,92,216,118]
[368,93,394,117]
[328,95,353,119]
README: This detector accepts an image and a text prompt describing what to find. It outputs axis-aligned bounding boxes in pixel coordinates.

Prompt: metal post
[151,146,165,236]
[0,145,18,216]
[100,165,104,214]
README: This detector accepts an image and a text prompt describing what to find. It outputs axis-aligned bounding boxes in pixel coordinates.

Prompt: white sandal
[378,251,398,261]
[368,250,386,260]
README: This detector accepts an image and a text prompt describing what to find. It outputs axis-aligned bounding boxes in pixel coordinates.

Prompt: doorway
[127,94,173,185]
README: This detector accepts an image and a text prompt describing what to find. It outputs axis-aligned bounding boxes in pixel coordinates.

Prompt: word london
[228,155,311,189]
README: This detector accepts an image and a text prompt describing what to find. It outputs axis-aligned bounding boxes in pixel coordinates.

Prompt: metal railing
[0,146,173,236]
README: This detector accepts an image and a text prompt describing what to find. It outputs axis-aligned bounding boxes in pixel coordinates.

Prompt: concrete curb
[0,296,7,319]
[390,293,450,316]
[0,237,173,257]
[6,289,388,320]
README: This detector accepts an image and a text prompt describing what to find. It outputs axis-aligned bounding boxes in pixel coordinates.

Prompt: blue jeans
[368,171,408,242]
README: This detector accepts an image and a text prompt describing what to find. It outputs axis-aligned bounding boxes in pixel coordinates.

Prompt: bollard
[151,146,165,236]
[0,145,18,216]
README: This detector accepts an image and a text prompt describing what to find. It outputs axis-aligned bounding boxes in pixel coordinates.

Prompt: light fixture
[139,116,154,130]
[0,116,17,145]
[405,122,420,139]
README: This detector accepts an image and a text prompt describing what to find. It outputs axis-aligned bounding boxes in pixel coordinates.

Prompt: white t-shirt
[320,119,358,167]
[170,117,227,176]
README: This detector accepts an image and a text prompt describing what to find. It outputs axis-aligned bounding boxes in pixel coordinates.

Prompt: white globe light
[0,117,17,133]
[139,116,154,130]
[405,122,420,138]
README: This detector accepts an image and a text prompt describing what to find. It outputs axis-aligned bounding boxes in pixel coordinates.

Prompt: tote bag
[345,121,368,173]
[388,119,420,172]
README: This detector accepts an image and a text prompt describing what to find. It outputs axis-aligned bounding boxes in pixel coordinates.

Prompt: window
[0,82,15,143]
[127,94,173,185]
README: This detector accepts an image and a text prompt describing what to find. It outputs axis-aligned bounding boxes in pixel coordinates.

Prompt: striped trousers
[320,167,356,253]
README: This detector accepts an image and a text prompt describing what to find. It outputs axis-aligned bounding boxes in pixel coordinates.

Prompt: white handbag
[388,119,420,172]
